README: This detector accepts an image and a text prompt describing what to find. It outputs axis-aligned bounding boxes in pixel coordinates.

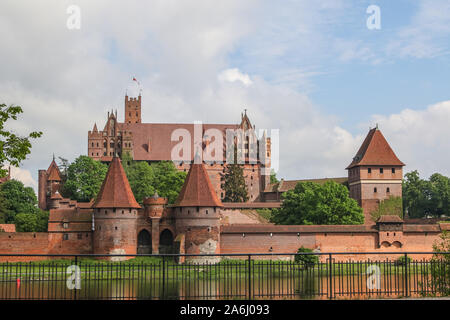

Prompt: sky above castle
[0,0,449,190]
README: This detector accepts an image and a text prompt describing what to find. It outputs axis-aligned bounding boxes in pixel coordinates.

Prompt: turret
[346,127,405,225]
[92,156,141,260]
[125,94,141,124]
[173,160,223,263]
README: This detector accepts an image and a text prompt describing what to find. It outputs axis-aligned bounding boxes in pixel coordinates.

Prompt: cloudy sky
[1,0,449,190]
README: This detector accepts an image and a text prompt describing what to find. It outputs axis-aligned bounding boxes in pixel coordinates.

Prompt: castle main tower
[92,156,141,259]
[125,94,141,124]
[346,127,405,225]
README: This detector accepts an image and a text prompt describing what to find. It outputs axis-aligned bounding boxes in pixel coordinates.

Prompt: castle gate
[137,229,152,254]
[159,229,174,254]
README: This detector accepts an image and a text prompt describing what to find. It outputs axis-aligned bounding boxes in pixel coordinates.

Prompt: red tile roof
[118,123,240,161]
[93,157,141,209]
[0,224,16,232]
[347,128,405,169]
[174,162,223,207]
[47,159,62,181]
[377,215,404,223]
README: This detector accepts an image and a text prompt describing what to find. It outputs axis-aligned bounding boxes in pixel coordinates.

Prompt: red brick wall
[0,233,49,262]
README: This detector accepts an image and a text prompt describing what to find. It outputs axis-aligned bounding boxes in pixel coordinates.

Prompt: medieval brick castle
[0,94,448,261]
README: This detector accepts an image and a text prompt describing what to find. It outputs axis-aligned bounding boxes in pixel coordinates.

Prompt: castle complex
[0,94,448,262]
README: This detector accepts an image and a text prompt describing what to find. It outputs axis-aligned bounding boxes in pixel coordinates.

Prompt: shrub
[394,255,411,266]
[294,247,319,268]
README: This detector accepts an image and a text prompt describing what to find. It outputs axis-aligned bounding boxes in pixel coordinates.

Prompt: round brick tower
[173,161,223,263]
[92,156,141,260]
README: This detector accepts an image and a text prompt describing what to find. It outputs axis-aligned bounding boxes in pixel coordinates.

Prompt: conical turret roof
[346,127,405,169]
[47,158,61,181]
[174,162,223,207]
[93,157,141,208]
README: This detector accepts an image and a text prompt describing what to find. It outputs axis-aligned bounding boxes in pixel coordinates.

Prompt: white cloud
[364,100,450,178]
[2,165,37,190]
[218,68,253,86]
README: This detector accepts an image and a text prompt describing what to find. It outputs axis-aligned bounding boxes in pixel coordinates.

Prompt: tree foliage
[122,153,186,204]
[403,170,450,218]
[270,181,364,225]
[0,103,42,177]
[0,179,48,231]
[61,155,108,202]
[220,163,248,202]
[370,196,403,222]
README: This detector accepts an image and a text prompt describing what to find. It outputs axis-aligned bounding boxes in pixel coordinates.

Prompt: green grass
[0,259,443,281]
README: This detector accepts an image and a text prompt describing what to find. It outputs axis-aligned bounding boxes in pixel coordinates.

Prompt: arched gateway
[137,229,152,254]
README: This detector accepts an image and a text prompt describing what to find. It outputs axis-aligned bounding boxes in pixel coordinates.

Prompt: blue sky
[0,0,449,188]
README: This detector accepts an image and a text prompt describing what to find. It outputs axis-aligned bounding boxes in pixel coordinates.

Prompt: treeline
[403,170,450,219]
[59,154,187,205]
[0,180,48,232]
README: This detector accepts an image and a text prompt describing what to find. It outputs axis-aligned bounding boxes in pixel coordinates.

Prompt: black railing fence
[0,252,448,300]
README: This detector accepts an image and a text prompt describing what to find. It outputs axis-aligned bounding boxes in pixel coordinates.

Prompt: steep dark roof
[347,128,405,169]
[174,162,223,207]
[93,157,140,209]
[47,159,62,181]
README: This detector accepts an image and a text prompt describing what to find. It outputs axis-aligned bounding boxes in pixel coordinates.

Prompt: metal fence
[0,252,448,300]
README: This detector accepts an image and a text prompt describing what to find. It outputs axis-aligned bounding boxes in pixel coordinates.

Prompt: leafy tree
[270,181,364,225]
[57,156,70,185]
[429,173,450,217]
[15,210,48,232]
[221,163,248,202]
[62,155,108,202]
[0,103,42,177]
[370,196,403,222]
[0,179,48,231]
[403,170,429,218]
[270,169,279,184]
[125,161,156,203]
[121,152,186,204]
[294,247,319,268]
[427,231,450,296]
[150,161,187,204]
[403,171,450,218]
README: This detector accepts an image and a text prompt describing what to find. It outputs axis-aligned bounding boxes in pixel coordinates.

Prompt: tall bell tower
[124,94,141,124]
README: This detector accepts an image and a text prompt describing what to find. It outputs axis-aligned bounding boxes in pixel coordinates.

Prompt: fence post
[74,255,78,301]
[247,255,252,300]
[162,256,166,299]
[404,253,408,297]
[328,253,333,299]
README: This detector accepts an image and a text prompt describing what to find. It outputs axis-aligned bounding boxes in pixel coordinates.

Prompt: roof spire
[174,162,223,207]
[93,157,140,209]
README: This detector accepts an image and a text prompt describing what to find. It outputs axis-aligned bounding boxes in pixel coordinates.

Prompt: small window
[63,234,69,240]
[380,168,384,174]
[115,226,118,230]
[392,168,396,174]
[206,210,208,215]
[368,168,372,174]
[77,233,82,240]
[63,222,69,229]
[374,187,377,193]
[387,187,390,193]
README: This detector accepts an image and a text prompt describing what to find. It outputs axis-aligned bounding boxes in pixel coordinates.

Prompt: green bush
[394,255,411,266]
[294,247,319,268]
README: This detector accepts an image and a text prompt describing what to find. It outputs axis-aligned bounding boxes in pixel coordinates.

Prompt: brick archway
[137,229,152,254]
[159,229,174,254]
